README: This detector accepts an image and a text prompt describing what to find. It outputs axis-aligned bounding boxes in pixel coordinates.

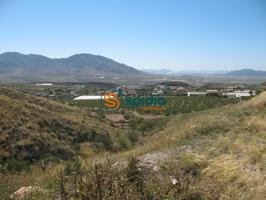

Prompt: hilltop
[0,52,147,82]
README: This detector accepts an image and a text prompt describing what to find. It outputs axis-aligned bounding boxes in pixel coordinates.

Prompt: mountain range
[0,52,265,82]
[225,68,266,77]
[0,52,146,82]
[143,68,266,78]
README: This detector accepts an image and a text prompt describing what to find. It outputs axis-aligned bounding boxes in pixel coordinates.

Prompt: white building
[35,83,54,86]
[74,95,118,100]
[152,90,164,95]
[234,90,253,98]
[187,92,207,96]
[74,96,102,100]
[222,90,255,98]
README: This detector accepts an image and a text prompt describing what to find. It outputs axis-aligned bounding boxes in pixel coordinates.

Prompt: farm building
[187,91,207,96]
[74,96,102,100]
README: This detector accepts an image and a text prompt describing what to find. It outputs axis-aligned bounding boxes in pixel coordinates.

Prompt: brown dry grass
[1,89,266,199]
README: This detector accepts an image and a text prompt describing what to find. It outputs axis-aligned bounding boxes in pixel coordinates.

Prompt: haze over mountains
[143,68,266,77]
[0,52,146,82]
[0,52,265,82]
[225,68,266,77]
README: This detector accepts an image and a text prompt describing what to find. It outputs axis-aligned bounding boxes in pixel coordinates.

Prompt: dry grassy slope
[0,87,114,162]
[1,90,265,199]
[114,92,266,199]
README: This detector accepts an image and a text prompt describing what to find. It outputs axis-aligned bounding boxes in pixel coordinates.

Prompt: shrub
[127,131,139,143]
[64,158,82,176]
[3,160,30,172]
[118,137,129,150]
[126,157,144,194]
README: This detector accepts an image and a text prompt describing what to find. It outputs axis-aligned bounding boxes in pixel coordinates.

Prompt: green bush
[127,132,139,143]
[126,157,144,194]
[118,137,129,150]
[64,158,82,176]
[1,160,31,172]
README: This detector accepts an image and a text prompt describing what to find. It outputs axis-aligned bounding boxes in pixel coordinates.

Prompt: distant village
[74,82,257,100]
[150,83,256,98]
[29,81,258,101]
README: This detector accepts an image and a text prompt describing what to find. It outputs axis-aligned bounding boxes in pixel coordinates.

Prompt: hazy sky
[0,0,266,71]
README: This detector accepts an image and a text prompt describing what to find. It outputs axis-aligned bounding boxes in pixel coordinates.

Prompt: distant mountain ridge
[142,68,266,78]
[142,69,173,75]
[0,52,147,82]
[225,68,266,77]
[142,68,229,76]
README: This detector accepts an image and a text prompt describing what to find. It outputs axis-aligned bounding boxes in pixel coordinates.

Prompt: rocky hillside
[117,91,266,199]
[0,87,112,164]
[1,89,265,199]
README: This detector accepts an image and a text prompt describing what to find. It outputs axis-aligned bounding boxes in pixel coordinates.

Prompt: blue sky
[0,0,265,71]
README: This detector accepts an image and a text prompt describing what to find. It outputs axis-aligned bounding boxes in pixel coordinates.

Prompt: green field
[72,96,239,115]
[163,96,239,115]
